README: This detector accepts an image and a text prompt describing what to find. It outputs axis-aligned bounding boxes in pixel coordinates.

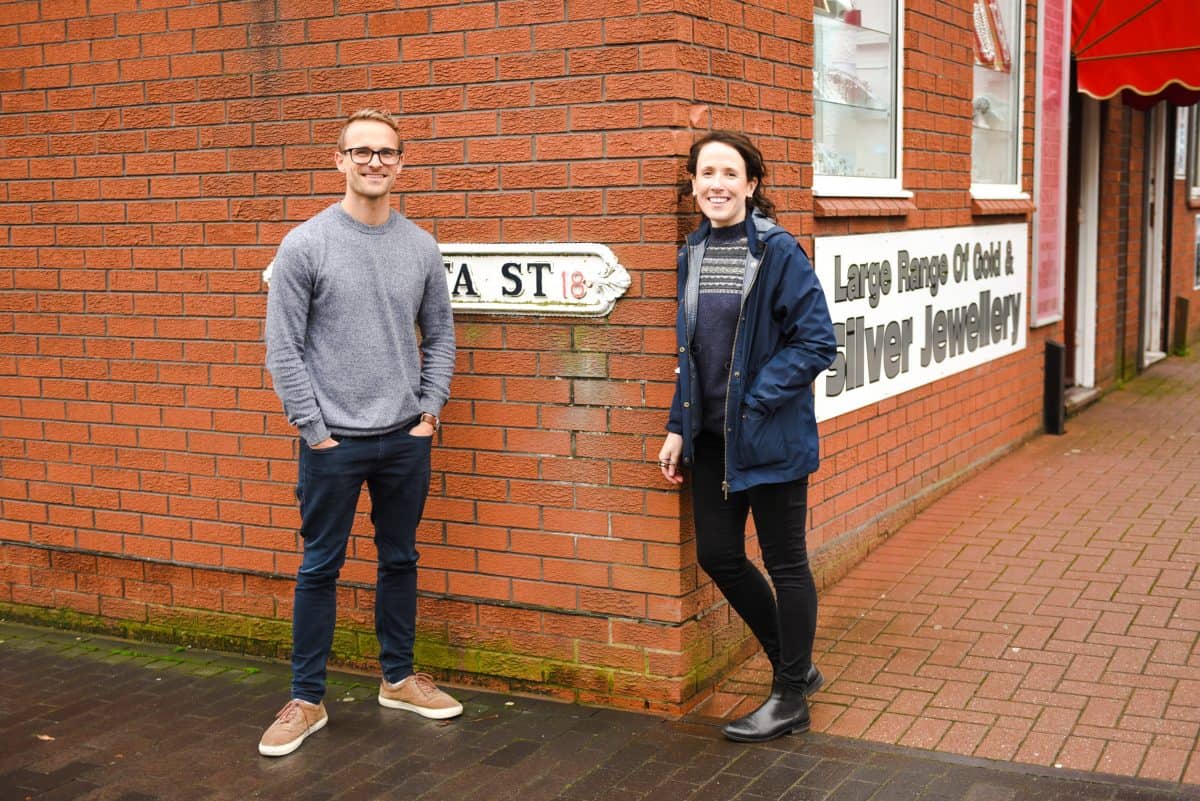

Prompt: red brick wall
[0,0,799,713]
[0,0,1167,713]
[1169,168,1200,349]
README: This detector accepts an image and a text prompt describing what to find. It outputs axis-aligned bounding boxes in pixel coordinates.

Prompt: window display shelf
[815,87,889,114]
[814,6,891,41]
[972,126,1017,184]
[814,12,893,113]
[815,96,894,179]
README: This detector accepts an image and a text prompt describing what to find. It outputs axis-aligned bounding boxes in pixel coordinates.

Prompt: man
[260,109,458,757]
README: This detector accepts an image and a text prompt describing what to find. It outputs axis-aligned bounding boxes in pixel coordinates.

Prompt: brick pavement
[699,353,1200,787]
[1,622,1195,801]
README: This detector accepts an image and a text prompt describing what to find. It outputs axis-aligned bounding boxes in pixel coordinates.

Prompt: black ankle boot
[721,685,810,743]
[800,664,824,697]
[770,664,824,697]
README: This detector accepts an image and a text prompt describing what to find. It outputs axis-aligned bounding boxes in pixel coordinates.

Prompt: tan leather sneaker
[258,699,327,757]
[378,673,463,719]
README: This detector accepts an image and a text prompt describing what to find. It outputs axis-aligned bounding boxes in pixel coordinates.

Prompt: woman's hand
[658,433,684,485]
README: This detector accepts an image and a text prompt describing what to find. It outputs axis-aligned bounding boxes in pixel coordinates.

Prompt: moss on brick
[0,600,724,713]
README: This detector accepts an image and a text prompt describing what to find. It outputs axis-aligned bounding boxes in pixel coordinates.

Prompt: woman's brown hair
[686,130,777,220]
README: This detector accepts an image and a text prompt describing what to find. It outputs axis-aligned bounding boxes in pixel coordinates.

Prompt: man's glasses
[342,147,402,165]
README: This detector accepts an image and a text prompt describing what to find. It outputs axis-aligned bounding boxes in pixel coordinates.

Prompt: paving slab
[701,352,1200,787]
[1,622,1194,801]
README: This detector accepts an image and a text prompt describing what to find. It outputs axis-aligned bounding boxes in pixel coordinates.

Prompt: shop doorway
[1141,104,1169,366]
[1065,94,1099,393]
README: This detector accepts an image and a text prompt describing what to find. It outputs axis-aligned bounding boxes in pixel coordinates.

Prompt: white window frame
[812,0,910,199]
[1189,106,1200,204]
[969,0,1028,200]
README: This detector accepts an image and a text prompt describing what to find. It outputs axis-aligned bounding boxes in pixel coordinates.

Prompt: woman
[659,131,837,743]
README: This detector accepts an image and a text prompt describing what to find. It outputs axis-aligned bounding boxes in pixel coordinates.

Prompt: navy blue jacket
[667,211,837,494]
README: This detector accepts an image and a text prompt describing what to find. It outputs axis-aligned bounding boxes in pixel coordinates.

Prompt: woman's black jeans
[691,432,818,691]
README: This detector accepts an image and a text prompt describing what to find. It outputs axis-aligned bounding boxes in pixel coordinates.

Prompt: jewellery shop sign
[813,223,1028,422]
[262,243,631,317]
[443,243,630,317]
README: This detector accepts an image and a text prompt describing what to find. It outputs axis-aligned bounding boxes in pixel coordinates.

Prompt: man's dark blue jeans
[290,427,431,704]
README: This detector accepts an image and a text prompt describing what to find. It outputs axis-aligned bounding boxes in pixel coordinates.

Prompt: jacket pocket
[735,404,790,469]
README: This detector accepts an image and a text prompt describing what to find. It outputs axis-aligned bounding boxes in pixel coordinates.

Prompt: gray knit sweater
[265,203,455,446]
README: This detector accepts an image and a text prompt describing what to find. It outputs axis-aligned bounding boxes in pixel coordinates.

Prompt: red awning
[1072,0,1200,108]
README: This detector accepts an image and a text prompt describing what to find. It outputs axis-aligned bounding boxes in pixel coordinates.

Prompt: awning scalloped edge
[1079,77,1200,101]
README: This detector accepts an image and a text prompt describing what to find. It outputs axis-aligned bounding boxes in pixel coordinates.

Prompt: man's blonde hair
[337,109,403,152]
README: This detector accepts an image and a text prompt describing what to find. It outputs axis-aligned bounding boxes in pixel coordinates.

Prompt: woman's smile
[692,141,758,228]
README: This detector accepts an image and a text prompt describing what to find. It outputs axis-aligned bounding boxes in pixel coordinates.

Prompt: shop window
[813,0,906,197]
[971,0,1025,196]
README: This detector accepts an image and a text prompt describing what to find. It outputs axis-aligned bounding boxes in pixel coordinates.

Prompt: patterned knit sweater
[693,224,748,436]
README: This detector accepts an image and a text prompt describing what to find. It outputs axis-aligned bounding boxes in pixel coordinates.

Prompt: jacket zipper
[722,243,766,499]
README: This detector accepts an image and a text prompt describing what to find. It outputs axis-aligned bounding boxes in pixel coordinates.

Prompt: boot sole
[722,718,811,743]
